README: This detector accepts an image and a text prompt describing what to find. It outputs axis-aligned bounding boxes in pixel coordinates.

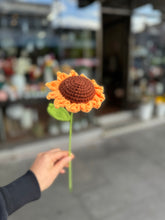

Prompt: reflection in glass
[0,0,100,143]
[128,4,164,102]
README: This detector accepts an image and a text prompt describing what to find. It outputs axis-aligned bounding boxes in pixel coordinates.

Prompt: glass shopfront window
[0,0,100,145]
[128,3,163,102]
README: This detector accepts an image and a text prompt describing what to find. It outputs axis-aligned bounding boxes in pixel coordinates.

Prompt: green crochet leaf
[47,103,71,121]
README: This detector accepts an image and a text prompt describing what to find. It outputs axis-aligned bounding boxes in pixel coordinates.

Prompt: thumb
[54,155,73,173]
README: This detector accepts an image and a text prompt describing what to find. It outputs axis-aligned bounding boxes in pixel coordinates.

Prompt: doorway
[102,14,130,113]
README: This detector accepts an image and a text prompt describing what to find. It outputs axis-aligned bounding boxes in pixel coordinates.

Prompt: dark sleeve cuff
[0,170,41,215]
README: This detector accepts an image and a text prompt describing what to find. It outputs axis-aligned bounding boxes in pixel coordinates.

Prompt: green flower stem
[69,112,73,192]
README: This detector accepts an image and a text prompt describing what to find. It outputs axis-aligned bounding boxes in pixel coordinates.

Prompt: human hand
[30,148,75,192]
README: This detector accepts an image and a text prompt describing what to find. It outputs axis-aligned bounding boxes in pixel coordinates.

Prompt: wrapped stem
[69,112,73,192]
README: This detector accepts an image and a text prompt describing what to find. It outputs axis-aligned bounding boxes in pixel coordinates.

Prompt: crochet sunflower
[46,69,105,113]
[46,70,105,191]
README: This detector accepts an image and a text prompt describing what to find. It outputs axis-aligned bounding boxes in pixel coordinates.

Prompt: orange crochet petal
[47,90,63,100]
[56,96,71,106]
[54,95,70,108]
[57,72,69,81]
[95,87,104,95]
[47,91,56,100]
[80,103,86,112]
[91,95,102,109]
[61,100,71,108]
[95,88,104,95]
[80,73,88,79]
[92,79,104,91]
[85,102,93,112]
[80,102,93,113]
[70,69,78,77]
[45,81,59,91]
[54,99,61,108]
[66,103,80,113]
[96,92,105,102]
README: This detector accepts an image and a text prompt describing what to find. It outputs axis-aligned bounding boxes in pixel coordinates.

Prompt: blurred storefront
[1,0,165,146]
[80,0,165,117]
[0,0,100,146]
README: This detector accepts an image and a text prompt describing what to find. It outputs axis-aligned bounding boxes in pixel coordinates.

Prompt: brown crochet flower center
[59,76,95,103]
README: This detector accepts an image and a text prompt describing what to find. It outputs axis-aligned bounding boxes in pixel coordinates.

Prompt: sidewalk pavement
[1,124,165,220]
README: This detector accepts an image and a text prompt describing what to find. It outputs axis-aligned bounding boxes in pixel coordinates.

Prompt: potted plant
[138,96,154,121]
[155,96,165,117]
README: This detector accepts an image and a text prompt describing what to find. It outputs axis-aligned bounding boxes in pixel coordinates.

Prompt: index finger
[48,148,61,153]
[49,150,70,163]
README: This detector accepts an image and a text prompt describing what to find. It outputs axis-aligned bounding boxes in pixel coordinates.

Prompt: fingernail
[66,156,72,162]
[71,153,75,158]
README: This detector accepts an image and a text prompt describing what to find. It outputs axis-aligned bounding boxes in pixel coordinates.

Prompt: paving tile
[10,195,91,220]
[3,124,165,220]
[55,155,108,195]
[100,146,165,193]
[54,142,110,194]
[80,179,155,220]
[79,148,165,219]
[102,193,165,220]
[119,129,165,169]
[9,184,91,220]
[0,159,33,186]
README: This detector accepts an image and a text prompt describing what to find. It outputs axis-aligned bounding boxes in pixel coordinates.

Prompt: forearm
[0,170,41,216]
[0,192,8,220]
